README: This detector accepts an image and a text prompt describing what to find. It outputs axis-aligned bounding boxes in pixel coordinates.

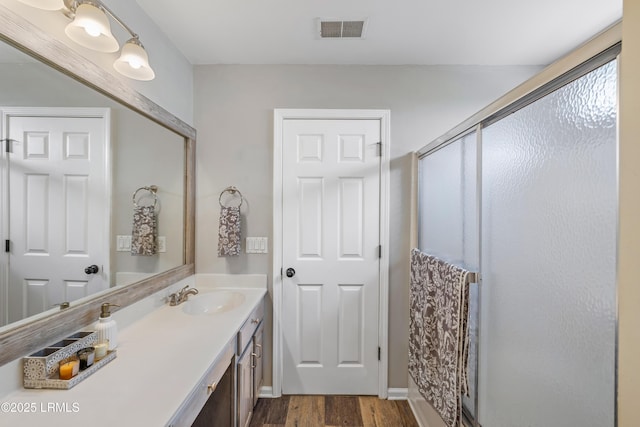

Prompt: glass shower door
[479,60,617,426]
[418,130,479,420]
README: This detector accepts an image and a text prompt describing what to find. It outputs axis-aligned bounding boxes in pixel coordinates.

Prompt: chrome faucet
[168,285,199,306]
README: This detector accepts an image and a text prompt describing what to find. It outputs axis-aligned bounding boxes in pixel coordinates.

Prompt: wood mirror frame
[0,4,195,367]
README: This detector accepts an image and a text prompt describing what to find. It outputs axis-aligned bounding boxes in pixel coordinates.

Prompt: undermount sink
[182,290,246,315]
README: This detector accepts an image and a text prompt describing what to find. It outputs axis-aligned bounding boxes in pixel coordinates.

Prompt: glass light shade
[64,3,119,53]
[16,0,65,10]
[113,39,155,81]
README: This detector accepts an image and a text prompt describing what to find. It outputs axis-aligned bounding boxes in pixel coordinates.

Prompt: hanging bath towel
[218,206,241,256]
[131,205,158,256]
[408,248,470,427]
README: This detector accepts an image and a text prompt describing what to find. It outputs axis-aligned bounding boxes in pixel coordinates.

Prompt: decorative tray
[23,331,117,390]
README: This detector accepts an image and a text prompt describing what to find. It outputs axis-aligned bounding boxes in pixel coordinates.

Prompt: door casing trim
[272,108,391,398]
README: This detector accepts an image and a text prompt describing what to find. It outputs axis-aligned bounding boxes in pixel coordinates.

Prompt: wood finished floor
[249,395,419,427]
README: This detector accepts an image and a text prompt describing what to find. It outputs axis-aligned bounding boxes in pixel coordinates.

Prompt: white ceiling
[135,0,621,66]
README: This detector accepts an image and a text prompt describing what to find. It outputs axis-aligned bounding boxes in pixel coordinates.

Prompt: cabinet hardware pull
[251,352,259,368]
[255,343,262,358]
[207,382,217,394]
[251,318,260,324]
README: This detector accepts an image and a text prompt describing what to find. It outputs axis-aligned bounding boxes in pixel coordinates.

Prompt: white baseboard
[257,386,407,401]
[408,377,446,427]
[258,386,275,398]
[407,397,427,427]
[387,388,408,400]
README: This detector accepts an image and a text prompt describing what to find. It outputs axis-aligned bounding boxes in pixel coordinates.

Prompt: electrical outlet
[158,236,166,253]
[116,235,131,251]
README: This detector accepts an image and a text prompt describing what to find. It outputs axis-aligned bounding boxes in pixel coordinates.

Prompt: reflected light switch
[116,235,131,252]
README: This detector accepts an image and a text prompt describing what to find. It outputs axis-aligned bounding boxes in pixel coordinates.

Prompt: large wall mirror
[0,4,195,366]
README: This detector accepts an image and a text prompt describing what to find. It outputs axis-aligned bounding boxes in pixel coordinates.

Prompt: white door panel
[282,119,380,395]
[4,114,108,323]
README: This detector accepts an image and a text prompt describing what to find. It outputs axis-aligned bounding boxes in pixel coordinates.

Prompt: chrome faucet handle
[168,292,179,306]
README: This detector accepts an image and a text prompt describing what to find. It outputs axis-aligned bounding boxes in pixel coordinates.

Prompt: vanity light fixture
[64,2,119,53]
[113,37,155,81]
[15,0,156,81]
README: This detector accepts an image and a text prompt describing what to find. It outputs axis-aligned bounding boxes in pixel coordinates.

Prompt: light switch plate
[117,235,165,253]
[246,237,268,254]
[116,235,131,251]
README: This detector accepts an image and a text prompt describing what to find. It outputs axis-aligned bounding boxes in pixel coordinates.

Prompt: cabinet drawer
[169,341,235,427]
[237,299,264,355]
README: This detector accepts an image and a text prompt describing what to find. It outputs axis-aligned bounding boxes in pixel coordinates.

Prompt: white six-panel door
[4,113,108,323]
[281,119,381,394]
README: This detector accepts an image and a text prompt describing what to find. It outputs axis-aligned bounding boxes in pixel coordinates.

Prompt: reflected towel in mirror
[131,205,158,256]
[218,206,241,256]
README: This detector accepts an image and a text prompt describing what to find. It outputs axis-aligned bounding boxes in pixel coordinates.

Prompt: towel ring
[219,186,244,208]
[133,185,159,209]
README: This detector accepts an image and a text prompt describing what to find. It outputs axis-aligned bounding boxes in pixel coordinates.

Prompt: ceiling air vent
[318,19,367,39]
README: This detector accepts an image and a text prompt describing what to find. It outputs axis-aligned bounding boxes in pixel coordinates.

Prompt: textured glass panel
[418,141,463,262]
[418,132,479,417]
[418,133,477,268]
[479,60,617,427]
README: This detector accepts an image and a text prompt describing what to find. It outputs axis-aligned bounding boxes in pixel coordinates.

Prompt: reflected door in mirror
[3,111,109,324]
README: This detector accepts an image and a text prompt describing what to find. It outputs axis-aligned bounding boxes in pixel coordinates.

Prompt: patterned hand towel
[218,206,241,256]
[131,205,158,256]
[409,248,470,427]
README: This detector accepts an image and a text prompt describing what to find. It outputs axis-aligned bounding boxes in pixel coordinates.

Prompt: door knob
[84,265,99,274]
[285,268,296,278]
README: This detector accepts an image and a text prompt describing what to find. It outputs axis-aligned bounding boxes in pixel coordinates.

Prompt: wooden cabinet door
[237,347,253,427]
[252,323,264,407]
[192,363,233,427]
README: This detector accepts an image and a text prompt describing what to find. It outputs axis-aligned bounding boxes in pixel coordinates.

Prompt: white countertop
[0,280,266,427]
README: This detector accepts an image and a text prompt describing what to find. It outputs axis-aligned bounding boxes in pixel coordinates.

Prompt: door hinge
[4,138,12,153]
[378,245,382,258]
[378,347,381,361]
[5,240,9,253]
[376,142,382,157]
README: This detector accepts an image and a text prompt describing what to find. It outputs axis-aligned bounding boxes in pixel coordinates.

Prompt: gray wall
[194,64,541,389]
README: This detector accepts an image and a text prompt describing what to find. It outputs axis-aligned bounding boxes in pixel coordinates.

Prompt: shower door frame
[414,22,621,427]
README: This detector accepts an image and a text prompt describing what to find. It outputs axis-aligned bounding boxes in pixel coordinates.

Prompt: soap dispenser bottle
[95,303,120,351]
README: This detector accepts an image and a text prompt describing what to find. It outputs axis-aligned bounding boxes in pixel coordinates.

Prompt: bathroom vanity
[0,275,267,427]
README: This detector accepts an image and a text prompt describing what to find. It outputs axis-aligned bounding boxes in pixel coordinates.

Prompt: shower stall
[410,29,619,427]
